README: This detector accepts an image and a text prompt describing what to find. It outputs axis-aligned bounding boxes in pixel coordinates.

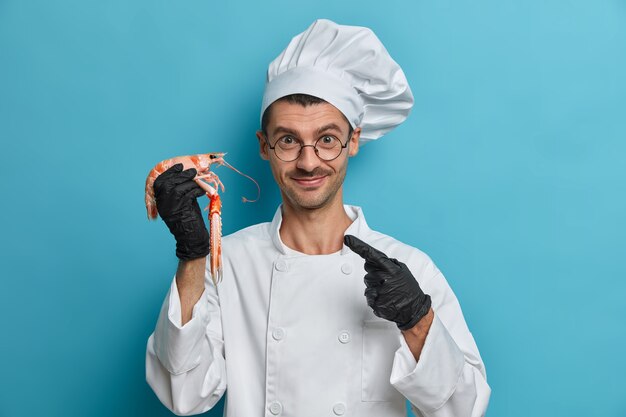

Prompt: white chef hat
[260,19,414,143]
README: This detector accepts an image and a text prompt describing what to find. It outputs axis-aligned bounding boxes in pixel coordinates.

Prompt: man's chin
[291,198,327,211]
[284,190,331,211]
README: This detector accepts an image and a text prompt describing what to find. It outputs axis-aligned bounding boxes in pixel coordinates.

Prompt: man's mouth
[292,176,327,187]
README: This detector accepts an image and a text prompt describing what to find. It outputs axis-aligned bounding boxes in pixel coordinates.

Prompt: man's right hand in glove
[154,163,210,325]
[153,163,210,261]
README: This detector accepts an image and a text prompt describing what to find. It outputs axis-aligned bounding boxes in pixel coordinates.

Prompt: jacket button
[332,402,346,415]
[269,401,283,415]
[275,260,288,272]
[338,331,351,344]
[272,328,285,341]
[341,263,352,274]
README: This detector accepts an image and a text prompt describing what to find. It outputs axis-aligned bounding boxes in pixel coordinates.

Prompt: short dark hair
[261,93,353,138]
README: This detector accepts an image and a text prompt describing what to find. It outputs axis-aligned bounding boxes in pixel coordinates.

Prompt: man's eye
[277,136,300,149]
[318,136,339,148]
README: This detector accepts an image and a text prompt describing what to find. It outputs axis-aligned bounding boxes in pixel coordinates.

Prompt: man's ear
[256,130,270,160]
[348,127,361,157]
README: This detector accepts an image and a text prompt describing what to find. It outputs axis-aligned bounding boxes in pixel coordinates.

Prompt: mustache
[288,167,332,178]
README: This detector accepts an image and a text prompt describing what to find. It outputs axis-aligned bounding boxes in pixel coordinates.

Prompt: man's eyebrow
[316,123,344,135]
[272,126,300,136]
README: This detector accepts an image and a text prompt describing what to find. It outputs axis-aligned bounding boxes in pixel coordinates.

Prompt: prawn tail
[146,202,159,220]
[145,164,170,221]
[209,195,223,285]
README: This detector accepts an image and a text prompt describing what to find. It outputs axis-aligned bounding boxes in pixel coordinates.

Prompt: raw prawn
[145,153,258,284]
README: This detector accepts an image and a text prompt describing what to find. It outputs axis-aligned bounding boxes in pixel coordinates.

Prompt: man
[146,19,490,417]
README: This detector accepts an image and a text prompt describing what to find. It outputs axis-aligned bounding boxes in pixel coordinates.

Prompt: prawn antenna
[222,159,261,203]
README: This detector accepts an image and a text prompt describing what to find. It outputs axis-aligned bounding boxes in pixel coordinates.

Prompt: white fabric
[261,19,414,143]
[146,205,491,416]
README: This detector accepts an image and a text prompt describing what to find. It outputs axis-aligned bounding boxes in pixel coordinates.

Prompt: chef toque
[261,19,414,143]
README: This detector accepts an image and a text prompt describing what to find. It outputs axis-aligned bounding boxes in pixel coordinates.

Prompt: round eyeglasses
[265,134,349,162]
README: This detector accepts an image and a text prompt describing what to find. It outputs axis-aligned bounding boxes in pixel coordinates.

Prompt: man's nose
[296,145,322,171]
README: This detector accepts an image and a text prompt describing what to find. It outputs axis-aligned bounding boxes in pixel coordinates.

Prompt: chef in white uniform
[146,19,491,417]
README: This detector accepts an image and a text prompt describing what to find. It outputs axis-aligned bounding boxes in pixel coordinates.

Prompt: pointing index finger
[344,235,395,272]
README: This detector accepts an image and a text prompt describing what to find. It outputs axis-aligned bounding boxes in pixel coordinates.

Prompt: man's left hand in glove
[344,235,432,331]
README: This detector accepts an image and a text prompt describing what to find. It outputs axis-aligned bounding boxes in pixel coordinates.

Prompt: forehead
[266,100,350,134]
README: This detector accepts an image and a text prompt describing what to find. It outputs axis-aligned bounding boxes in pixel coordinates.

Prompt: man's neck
[279,196,353,255]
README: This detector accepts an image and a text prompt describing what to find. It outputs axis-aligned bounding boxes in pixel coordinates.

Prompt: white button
[275,260,287,272]
[272,328,285,341]
[338,331,351,344]
[341,263,352,274]
[269,401,283,415]
[333,402,346,415]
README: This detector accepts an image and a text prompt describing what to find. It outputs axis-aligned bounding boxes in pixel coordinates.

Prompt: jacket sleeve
[389,258,491,417]
[145,262,227,416]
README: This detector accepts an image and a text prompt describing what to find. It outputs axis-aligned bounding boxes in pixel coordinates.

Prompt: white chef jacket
[146,205,490,417]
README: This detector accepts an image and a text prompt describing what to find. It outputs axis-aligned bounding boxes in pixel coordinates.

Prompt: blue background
[1,1,625,416]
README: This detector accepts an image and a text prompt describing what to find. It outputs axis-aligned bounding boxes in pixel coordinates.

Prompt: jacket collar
[269,204,371,256]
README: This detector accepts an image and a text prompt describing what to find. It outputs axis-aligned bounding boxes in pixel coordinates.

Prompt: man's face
[256,100,360,211]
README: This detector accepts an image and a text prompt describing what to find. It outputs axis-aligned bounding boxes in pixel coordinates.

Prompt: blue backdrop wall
[1,1,625,416]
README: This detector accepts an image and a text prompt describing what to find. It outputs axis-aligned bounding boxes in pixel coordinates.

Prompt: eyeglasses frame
[263,132,352,162]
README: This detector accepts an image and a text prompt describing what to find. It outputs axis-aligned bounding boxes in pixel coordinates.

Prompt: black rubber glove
[153,163,210,260]
[344,235,432,330]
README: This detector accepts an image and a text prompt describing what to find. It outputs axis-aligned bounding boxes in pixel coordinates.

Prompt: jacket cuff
[153,276,211,375]
[390,312,465,412]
